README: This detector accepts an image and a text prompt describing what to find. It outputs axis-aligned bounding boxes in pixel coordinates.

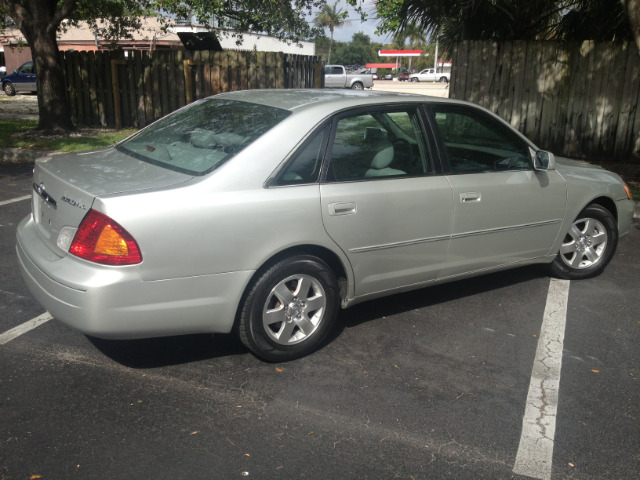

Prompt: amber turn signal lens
[70,210,142,265]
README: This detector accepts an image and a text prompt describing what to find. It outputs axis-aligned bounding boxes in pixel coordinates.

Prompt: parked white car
[409,68,450,83]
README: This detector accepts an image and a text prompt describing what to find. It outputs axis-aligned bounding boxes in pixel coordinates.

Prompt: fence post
[110,59,126,130]
[183,59,194,105]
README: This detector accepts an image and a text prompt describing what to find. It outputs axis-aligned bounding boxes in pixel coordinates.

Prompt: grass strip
[0,119,136,152]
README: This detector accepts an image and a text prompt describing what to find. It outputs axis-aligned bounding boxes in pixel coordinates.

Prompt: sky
[312,0,392,44]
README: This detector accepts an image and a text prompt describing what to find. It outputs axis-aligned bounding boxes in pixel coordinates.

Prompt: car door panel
[321,176,453,296]
[442,170,566,277]
[427,104,568,277]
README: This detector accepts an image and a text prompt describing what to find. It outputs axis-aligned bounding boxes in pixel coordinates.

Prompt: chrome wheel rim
[262,274,326,345]
[559,217,608,269]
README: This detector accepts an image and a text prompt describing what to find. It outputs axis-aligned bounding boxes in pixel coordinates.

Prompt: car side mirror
[534,150,555,171]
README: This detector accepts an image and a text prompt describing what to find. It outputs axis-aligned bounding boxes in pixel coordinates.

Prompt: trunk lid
[31,147,191,255]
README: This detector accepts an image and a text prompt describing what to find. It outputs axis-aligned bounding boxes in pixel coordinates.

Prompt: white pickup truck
[408,68,450,83]
[324,65,373,90]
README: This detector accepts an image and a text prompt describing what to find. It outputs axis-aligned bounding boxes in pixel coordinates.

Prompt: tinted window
[19,62,34,74]
[431,106,532,174]
[118,99,290,175]
[325,66,343,75]
[326,108,433,182]
[275,125,329,186]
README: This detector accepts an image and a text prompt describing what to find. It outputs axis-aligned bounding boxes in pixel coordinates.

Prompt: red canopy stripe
[365,63,397,68]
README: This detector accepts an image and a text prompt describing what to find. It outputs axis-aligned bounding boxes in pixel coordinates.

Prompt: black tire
[237,255,339,362]
[411,77,419,83]
[351,82,364,90]
[3,82,16,96]
[439,76,449,83]
[550,204,618,280]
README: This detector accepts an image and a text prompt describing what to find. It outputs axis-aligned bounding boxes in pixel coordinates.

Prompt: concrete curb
[1,148,639,219]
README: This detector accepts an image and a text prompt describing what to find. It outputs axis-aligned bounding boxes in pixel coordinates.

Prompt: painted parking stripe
[0,312,53,345]
[0,195,31,206]
[513,278,570,480]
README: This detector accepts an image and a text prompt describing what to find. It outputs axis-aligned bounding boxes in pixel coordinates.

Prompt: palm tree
[393,21,427,71]
[375,0,636,53]
[314,1,351,64]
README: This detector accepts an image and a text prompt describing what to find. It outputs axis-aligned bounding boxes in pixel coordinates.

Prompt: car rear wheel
[351,82,364,90]
[550,204,618,280]
[3,82,16,96]
[237,255,339,362]
[439,77,449,83]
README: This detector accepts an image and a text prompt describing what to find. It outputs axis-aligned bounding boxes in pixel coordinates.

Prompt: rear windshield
[117,98,290,175]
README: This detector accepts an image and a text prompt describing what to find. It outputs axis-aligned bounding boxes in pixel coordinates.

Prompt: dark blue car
[2,61,37,96]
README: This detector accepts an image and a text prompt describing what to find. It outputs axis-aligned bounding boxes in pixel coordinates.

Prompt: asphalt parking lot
[1,159,639,479]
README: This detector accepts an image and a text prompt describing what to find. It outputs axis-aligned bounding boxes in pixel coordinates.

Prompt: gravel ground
[0,93,39,118]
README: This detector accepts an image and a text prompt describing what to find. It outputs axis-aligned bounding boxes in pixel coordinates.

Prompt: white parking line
[0,312,53,345]
[0,195,31,206]
[513,278,570,480]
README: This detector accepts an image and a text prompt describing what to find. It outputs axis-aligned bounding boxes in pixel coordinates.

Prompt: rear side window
[118,99,290,176]
[275,125,329,185]
[325,108,433,182]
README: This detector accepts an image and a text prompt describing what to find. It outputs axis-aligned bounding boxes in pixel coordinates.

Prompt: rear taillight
[69,210,142,265]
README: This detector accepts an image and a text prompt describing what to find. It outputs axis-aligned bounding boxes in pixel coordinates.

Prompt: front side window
[19,62,34,74]
[431,106,532,174]
[326,108,433,182]
[117,99,290,175]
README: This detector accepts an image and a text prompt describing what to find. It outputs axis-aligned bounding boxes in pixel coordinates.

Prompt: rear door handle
[460,192,481,203]
[328,202,356,216]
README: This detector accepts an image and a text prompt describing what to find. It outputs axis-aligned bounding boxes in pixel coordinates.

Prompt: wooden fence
[450,40,640,162]
[61,50,323,129]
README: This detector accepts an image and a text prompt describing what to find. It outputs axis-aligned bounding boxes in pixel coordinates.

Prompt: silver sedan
[16,89,635,361]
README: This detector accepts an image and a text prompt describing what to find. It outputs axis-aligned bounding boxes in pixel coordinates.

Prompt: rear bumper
[16,215,252,339]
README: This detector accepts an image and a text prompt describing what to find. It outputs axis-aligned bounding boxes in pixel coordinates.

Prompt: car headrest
[370,146,394,169]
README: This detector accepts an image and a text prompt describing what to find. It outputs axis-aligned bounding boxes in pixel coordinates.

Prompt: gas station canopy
[378,50,423,57]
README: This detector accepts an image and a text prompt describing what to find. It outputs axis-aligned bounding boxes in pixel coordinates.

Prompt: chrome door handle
[328,202,357,216]
[460,192,481,203]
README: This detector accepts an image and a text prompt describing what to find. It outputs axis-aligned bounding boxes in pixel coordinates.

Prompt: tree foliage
[0,0,325,133]
[363,0,638,53]
[332,31,379,65]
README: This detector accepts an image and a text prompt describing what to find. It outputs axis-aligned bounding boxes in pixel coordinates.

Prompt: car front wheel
[550,204,618,280]
[237,255,339,361]
[411,77,418,82]
[3,82,16,96]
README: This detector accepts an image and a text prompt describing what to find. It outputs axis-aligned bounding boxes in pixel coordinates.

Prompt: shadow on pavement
[88,332,248,369]
[89,265,551,368]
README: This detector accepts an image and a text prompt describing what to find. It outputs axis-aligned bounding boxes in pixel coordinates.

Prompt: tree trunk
[1,0,77,133]
[21,25,75,133]
[328,28,334,64]
[621,0,640,55]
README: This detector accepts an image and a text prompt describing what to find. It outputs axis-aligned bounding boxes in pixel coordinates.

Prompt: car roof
[214,89,464,114]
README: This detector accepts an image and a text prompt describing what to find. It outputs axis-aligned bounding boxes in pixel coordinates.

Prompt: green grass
[0,119,137,152]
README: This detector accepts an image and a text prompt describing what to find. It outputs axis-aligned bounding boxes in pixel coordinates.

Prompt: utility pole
[434,41,438,72]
